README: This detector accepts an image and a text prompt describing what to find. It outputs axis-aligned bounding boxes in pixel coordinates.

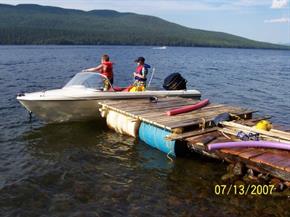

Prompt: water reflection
[1,120,289,216]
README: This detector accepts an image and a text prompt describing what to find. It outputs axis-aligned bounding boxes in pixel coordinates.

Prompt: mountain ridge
[0,4,288,49]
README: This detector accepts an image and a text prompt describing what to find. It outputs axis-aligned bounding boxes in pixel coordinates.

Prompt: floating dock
[99,97,290,183]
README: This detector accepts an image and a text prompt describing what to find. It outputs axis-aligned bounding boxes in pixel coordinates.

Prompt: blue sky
[1,0,290,43]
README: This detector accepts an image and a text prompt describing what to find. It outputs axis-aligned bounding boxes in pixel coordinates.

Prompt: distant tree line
[0,4,288,50]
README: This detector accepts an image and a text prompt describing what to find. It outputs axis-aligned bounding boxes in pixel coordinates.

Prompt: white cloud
[271,0,289,9]
[234,0,270,7]
[264,17,290,22]
[266,1,289,24]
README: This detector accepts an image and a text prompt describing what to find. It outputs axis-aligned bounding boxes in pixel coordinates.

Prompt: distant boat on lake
[153,46,167,50]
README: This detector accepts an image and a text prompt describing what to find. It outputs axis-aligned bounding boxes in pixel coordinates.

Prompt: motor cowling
[163,73,187,90]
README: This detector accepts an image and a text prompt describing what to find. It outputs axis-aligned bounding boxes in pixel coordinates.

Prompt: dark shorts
[103,78,114,91]
[109,78,114,85]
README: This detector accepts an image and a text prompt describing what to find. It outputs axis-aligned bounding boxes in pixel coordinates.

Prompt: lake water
[0,46,289,217]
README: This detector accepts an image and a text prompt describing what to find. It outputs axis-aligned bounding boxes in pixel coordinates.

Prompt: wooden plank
[125,100,202,114]
[139,104,226,120]
[215,151,290,181]
[162,104,248,118]
[101,99,250,122]
[99,99,254,132]
[209,136,232,144]
[237,149,267,159]
[100,104,172,130]
[261,149,290,158]
[167,110,254,129]
[100,104,139,119]
[271,129,290,137]
[166,127,218,141]
[270,159,290,170]
[139,103,223,115]
[114,102,202,115]
[251,153,290,172]
[236,116,272,127]
[186,131,220,144]
[157,107,252,126]
[272,124,290,132]
[160,107,253,124]
[219,148,252,156]
[219,127,290,144]
[110,98,198,110]
[100,96,186,104]
[221,121,290,141]
[99,97,195,108]
[128,106,234,128]
[187,133,230,147]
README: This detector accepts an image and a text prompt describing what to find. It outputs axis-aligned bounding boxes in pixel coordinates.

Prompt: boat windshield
[64,72,108,90]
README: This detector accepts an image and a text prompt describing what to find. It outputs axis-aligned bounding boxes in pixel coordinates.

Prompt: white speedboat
[153,46,167,50]
[17,72,201,123]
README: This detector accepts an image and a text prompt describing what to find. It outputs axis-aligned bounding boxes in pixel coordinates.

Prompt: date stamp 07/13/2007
[214,184,277,196]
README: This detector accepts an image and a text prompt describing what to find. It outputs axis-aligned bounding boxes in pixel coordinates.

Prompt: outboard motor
[163,73,187,90]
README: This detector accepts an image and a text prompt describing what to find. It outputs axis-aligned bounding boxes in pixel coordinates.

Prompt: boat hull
[17,89,201,123]
[18,99,102,123]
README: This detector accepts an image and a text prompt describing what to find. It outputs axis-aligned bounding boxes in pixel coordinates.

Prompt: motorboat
[153,46,167,50]
[17,72,201,123]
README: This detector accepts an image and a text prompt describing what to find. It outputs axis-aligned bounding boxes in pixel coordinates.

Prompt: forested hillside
[0,4,288,49]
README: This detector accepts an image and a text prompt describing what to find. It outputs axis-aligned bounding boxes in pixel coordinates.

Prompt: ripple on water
[0,46,290,217]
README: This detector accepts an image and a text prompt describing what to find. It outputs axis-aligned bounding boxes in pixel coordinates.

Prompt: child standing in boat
[85,54,114,91]
[131,57,150,91]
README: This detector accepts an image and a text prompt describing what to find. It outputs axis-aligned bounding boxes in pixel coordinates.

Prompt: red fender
[166,99,210,116]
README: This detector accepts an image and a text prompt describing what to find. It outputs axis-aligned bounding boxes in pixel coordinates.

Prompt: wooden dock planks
[185,133,290,181]
[99,97,254,132]
[99,97,290,182]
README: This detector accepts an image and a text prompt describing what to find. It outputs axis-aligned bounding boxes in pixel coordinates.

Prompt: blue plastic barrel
[139,122,176,157]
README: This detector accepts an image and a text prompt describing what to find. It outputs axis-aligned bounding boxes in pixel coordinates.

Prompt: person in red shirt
[85,54,114,91]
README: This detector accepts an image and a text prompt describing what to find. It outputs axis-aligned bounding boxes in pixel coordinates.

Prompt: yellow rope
[220,130,232,140]
[230,113,241,120]
[199,118,206,131]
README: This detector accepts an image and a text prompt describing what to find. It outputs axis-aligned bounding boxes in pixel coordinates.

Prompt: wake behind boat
[153,46,167,50]
[17,72,201,123]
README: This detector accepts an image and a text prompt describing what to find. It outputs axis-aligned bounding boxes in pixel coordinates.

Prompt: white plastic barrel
[106,111,140,138]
